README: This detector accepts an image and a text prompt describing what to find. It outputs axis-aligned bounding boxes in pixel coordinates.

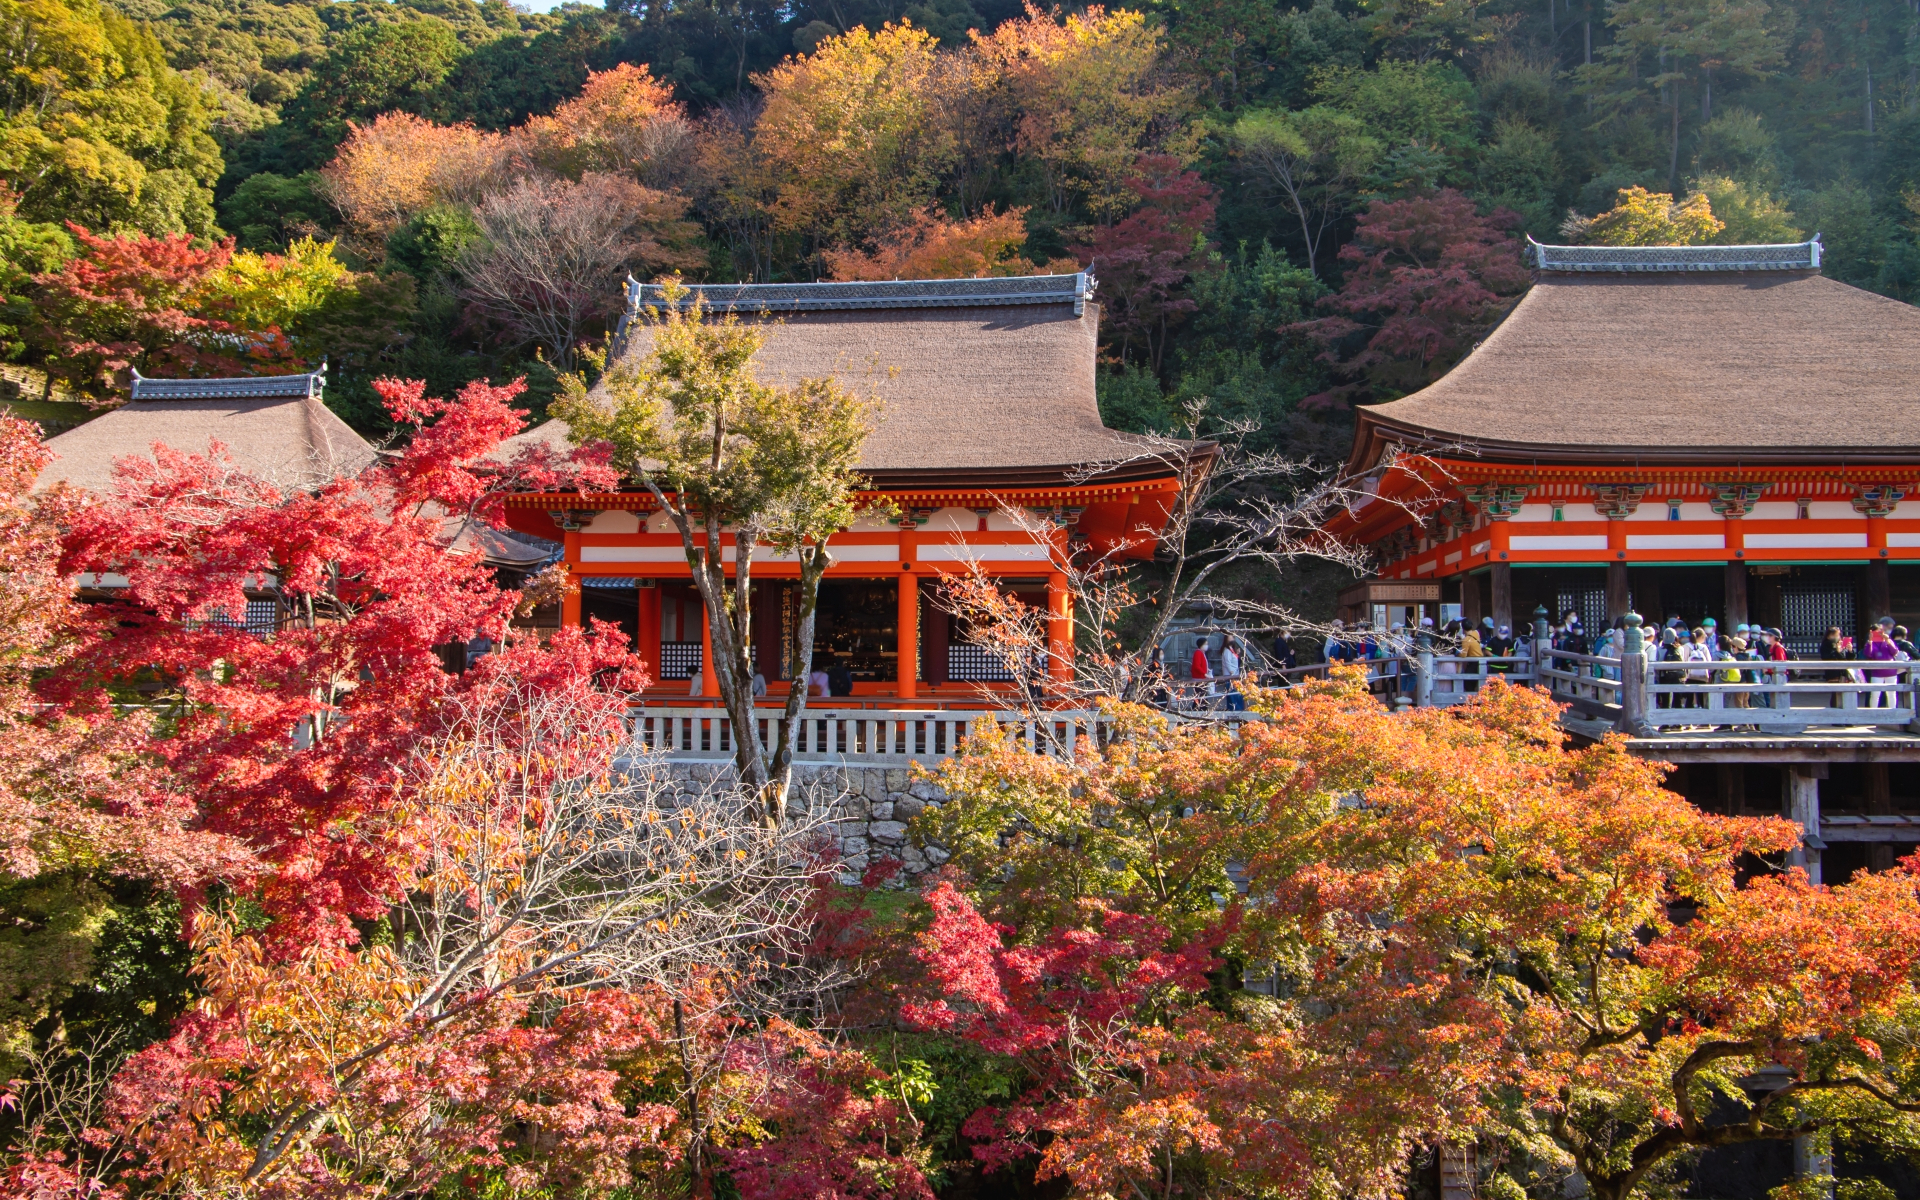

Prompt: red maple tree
[45,375,616,948]
[29,226,302,398]
[1296,188,1530,406]
[1078,154,1217,373]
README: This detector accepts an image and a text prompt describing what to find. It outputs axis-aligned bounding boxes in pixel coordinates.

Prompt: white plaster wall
[584,510,640,534]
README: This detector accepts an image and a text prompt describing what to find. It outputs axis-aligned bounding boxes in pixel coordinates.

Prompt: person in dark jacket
[1486,625,1515,671]
[827,660,855,697]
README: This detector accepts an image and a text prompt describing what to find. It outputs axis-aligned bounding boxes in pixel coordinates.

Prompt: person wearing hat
[1701,617,1719,653]
[1487,624,1514,672]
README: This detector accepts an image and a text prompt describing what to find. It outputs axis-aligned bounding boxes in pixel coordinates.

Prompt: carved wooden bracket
[547,508,601,531]
[1588,482,1651,519]
[1707,482,1770,517]
[1851,483,1908,518]
[1462,484,1531,521]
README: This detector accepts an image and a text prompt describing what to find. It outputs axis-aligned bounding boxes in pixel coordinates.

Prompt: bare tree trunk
[675,997,705,1194]
[1669,81,1682,190]
[687,524,776,805]
[767,547,829,826]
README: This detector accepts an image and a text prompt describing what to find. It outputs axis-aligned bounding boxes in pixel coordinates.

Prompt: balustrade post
[1616,613,1649,735]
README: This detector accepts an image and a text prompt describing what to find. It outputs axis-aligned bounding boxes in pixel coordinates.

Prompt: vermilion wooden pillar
[699,598,719,698]
[638,582,662,683]
[561,528,582,628]
[896,572,918,699]
[1047,571,1072,682]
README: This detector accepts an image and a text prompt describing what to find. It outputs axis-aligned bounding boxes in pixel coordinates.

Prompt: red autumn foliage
[1077,153,1216,372]
[719,1021,934,1200]
[30,225,299,397]
[42,376,618,949]
[1296,187,1529,406]
[0,414,250,896]
[371,375,619,524]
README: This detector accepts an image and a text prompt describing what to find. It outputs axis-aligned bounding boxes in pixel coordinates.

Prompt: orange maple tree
[825,205,1068,281]
[902,674,1920,1200]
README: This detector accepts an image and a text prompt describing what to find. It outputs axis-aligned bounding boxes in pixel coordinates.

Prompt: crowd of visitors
[1142,612,1919,717]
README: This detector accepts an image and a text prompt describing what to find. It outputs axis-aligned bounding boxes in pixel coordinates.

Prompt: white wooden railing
[627,705,1119,765]
[627,650,1920,766]
[1642,659,1920,729]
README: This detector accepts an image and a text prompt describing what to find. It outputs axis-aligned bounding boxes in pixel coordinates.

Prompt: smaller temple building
[35,366,373,494]
[497,273,1190,704]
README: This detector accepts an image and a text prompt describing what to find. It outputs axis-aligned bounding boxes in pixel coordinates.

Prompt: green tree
[0,0,224,235]
[132,0,331,139]
[1310,59,1478,153]
[1477,118,1564,236]
[1229,105,1380,277]
[555,283,878,824]
[1588,0,1787,188]
[1693,173,1800,243]
[273,17,465,171]
[218,170,334,249]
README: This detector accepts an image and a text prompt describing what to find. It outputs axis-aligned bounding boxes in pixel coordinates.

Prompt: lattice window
[188,600,278,639]
[947,643,1016,682]
[245,598,278,637]
[659,641,703,679]
[1781,588,1854,659]
[1555,586,1609,639]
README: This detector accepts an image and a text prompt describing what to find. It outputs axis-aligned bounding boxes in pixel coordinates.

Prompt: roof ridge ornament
[1526,235,1824,273]
[627,272,1098,317]
[128,366,328,402]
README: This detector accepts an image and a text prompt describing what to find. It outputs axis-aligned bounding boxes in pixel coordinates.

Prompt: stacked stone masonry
[650,762,952,876]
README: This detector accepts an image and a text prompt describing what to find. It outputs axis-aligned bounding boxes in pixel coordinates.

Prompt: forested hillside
[3,0,1914,441]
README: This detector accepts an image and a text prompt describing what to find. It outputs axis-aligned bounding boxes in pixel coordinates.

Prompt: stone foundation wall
[655,761,951,876]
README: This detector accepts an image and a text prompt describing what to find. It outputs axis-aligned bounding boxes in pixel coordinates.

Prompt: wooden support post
[1789,764,1825,884]
[1461,571,1482,630]
[1047,571,1072,682]
[1490,562,1513,633]
[1868,763,1895,872]
[1606,560,1630,623]
[1716,763,1746,815]
[1724,561,1749,630]
[1617,613,1649,736]
[896,573,918,699]
[1633,569,1664,629]
[1865,557,1892,640]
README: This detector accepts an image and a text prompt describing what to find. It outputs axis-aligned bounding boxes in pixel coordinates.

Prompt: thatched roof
[1348,239,1920,470]
[36,368,375,493]
[505,274,1175,488]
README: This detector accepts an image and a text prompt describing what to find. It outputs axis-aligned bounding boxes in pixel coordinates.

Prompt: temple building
[1326,237,1920,880]
[496,273,1187,702]
[1328,238,1920,650]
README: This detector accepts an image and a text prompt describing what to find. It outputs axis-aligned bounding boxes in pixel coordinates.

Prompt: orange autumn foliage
[513,63,690,182]
[907,673,1920,1200]
[320,112,507,238]
[825,204,1075,281]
